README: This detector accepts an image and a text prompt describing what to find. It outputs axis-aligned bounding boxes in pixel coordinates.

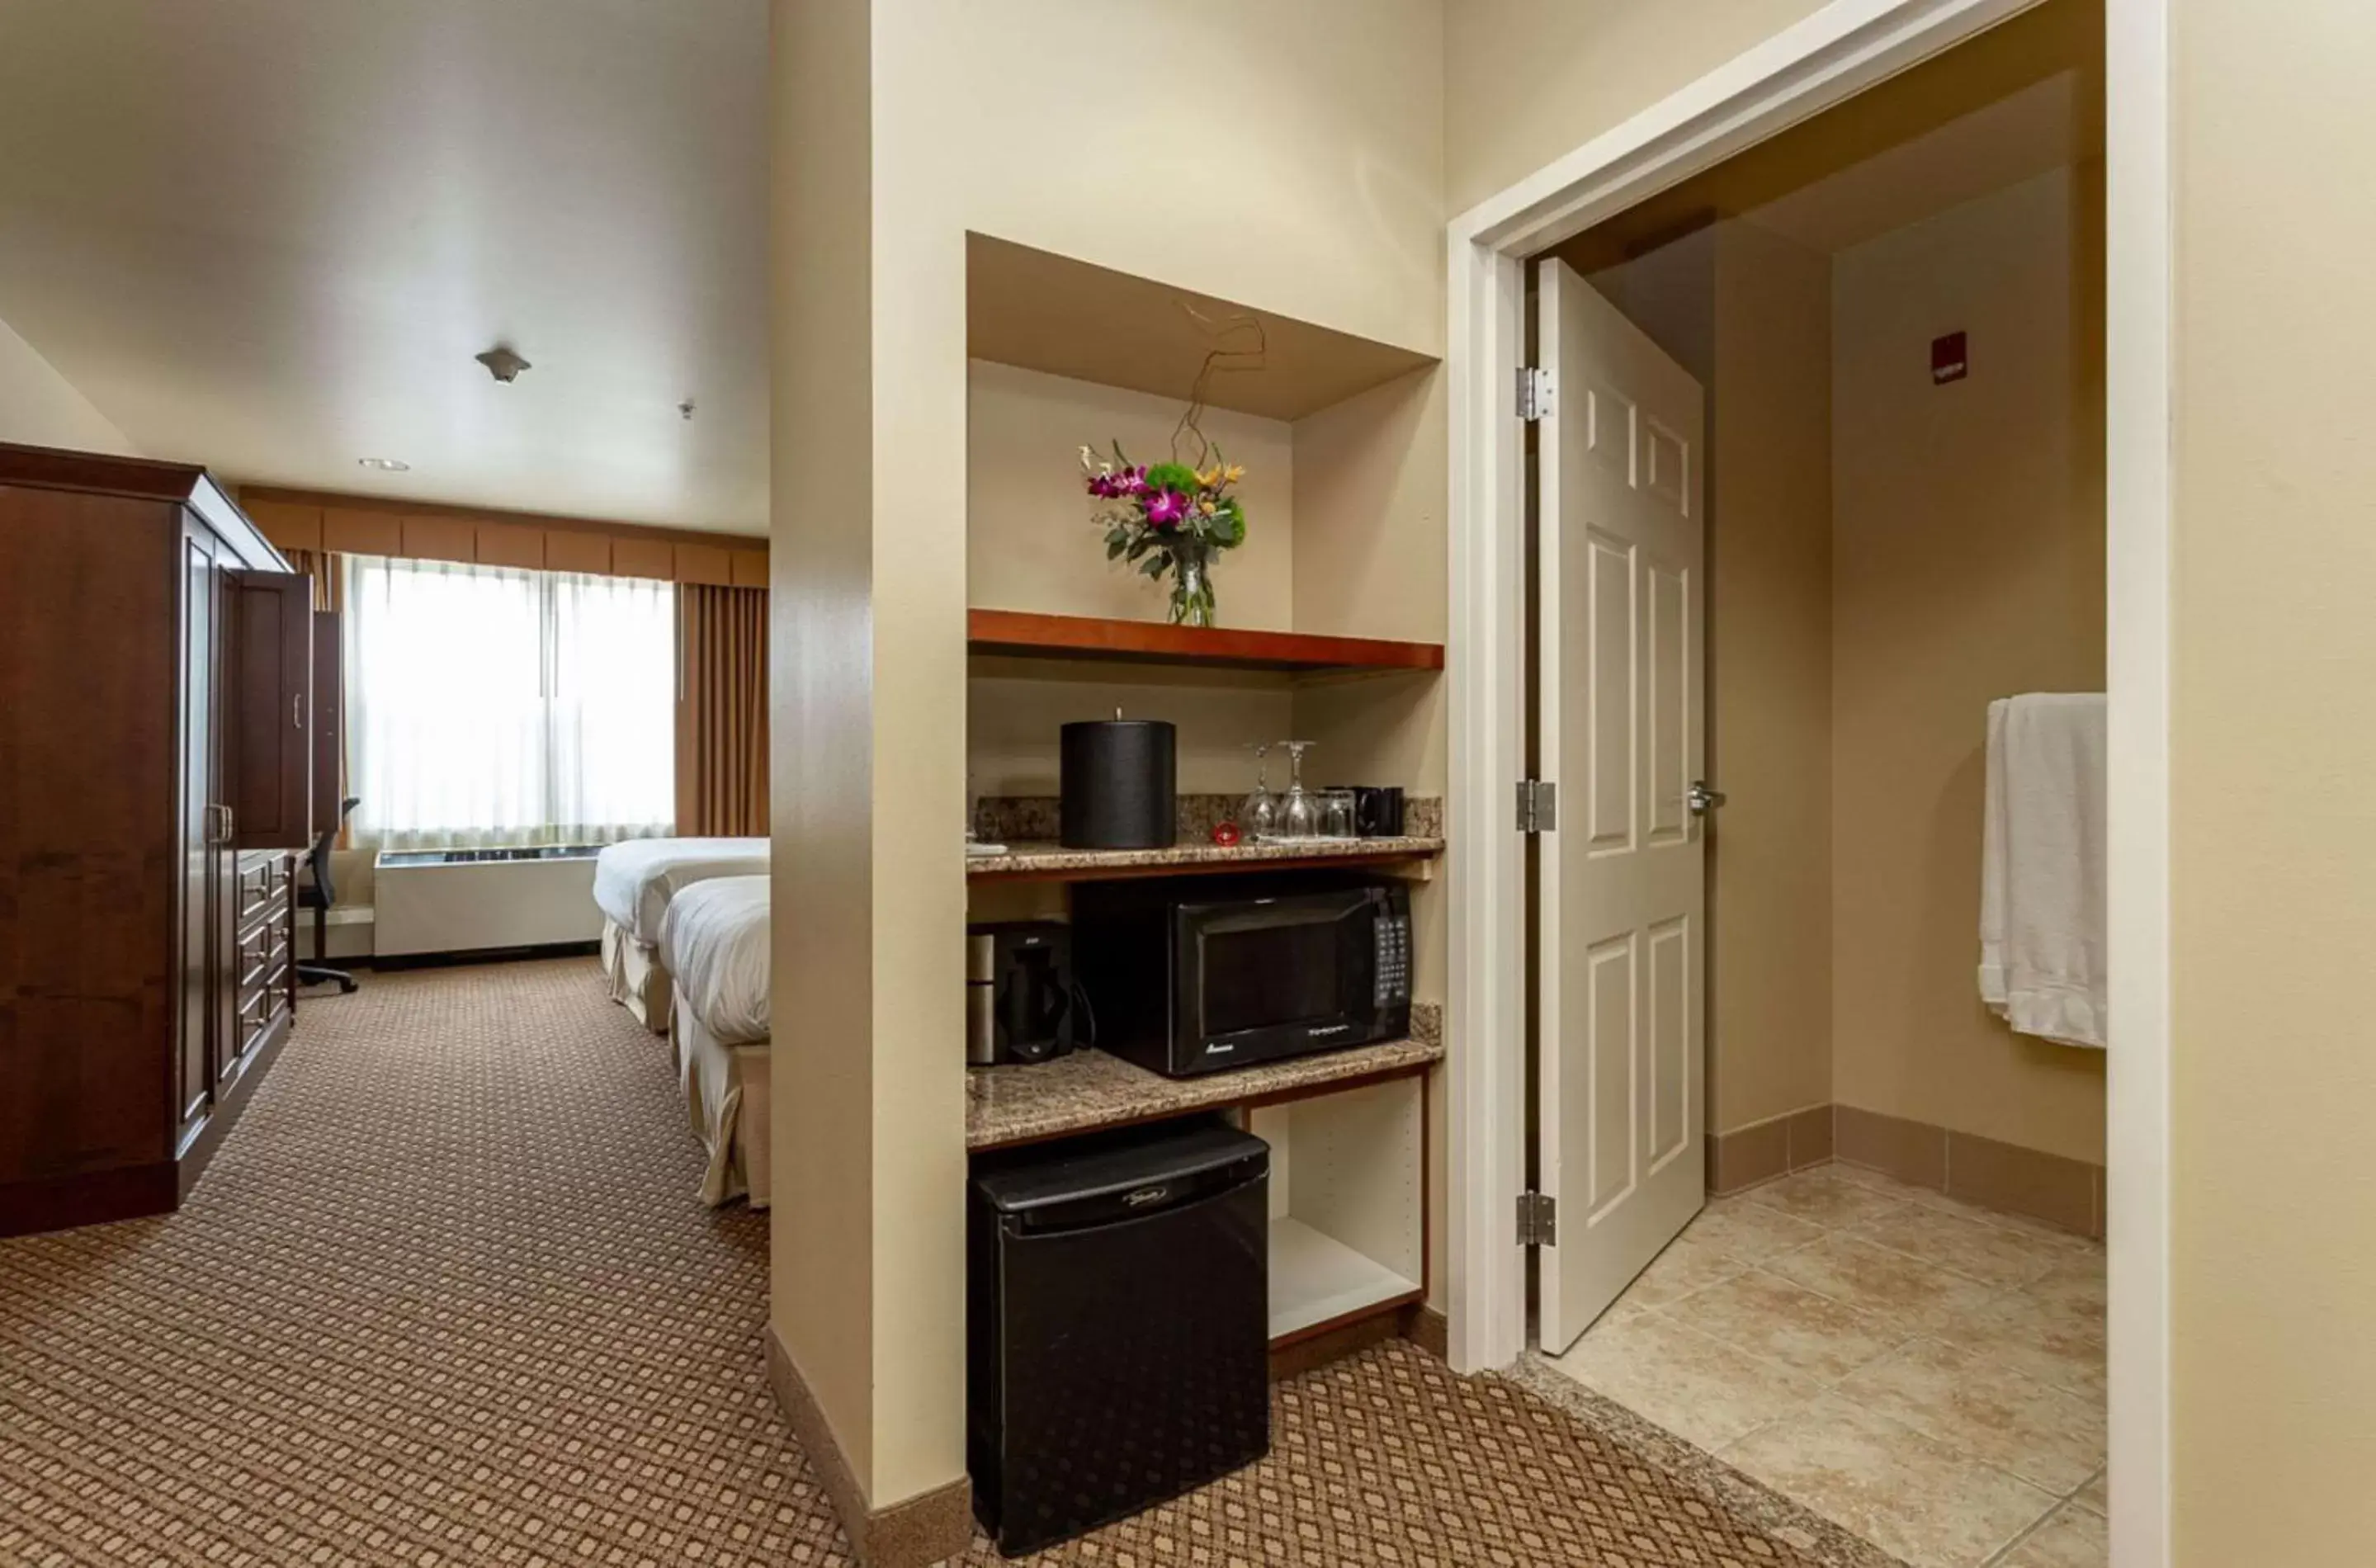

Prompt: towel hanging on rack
[1979,693,2107,1049]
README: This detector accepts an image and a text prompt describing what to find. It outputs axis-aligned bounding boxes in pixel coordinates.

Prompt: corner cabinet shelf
[968,609,1444,674]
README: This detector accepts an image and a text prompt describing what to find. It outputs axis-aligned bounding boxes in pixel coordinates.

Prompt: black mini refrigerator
[966,1119,1270,1556]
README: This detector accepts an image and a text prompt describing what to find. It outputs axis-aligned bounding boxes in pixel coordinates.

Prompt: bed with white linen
[593,836,769,1032]
[659,875,772,1207]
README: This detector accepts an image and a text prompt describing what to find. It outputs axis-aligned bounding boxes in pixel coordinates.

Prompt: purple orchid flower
[1144,489,1190,528]
[1116,465,1149,496]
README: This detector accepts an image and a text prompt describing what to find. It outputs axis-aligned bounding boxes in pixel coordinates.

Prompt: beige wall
[968,660,1295,799]
[1290,366,1449,646]
[770,0,971,1511]
[969,359,1298,630]
[934,2,1444,358]
[0,313,133,454]
[781,0,1451,1513]
[1443,0,1831,215]
[1708,221,1838,1135]
[769,0,876,1495]
[1829,166,2106,1167]
[1584,219,1835,1141]
[2169,1,2376,1555]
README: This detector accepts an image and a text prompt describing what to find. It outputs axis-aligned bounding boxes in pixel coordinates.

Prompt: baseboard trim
[763,1325,973,1567]
[1709,1102,2104,1239]
[1707,1103,1834,1195]
[1409,1303,1449,1360]
[1835,1103,2104,1238]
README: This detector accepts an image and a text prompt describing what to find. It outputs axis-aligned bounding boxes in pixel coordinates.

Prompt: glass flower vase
[1167,551,1216,628]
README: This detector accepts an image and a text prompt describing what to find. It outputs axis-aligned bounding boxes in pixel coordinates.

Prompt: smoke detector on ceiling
[475,344,531,384]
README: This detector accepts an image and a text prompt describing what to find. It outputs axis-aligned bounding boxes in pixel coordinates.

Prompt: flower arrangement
[1081,443,1247,627]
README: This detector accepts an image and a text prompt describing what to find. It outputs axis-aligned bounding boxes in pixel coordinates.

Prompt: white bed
[593,836,769,1032]
[659,875,772,1208]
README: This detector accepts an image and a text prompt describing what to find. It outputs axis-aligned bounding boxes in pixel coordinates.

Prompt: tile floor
[1544,1163,2107,1568]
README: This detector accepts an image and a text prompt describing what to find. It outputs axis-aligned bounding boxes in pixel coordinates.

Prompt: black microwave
[1072,874,1411,1077]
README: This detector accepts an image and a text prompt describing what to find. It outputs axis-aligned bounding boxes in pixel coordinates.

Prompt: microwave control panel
[1373,914,1411,1006]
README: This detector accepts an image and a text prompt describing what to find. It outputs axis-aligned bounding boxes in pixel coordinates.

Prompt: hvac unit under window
[373,845,607,958]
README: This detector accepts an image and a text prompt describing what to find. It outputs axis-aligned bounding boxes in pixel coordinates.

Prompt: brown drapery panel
[280,548,344,615]
[676,584,770,836]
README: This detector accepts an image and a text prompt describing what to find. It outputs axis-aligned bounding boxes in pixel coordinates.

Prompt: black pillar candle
[1059,717,1177,849]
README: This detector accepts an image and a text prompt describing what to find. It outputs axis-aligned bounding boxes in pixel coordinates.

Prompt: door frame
[1442,1,2171,1563]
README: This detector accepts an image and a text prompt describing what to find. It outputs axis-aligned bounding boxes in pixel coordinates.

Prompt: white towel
[1979,693,2108,1049]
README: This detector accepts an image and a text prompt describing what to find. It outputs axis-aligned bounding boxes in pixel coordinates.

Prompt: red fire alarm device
[1931,331,1969,385]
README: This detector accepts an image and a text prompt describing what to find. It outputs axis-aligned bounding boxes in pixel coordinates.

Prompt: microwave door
[1187,890,1380,1067]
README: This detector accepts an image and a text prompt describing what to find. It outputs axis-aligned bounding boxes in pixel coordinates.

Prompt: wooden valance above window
[239,488,768,588]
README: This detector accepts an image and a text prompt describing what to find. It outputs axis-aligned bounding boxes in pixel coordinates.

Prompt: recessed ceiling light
[357,456,411,472]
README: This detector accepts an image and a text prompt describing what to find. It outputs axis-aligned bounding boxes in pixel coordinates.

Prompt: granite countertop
[967,1002,1443,1150]
[966,834,1444,879]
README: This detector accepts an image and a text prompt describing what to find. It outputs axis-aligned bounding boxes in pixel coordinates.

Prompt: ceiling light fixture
[357,456,411,472]
[475,343,531,384]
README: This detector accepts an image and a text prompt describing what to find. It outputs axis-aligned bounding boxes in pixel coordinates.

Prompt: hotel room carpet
[0,957,1853,1567]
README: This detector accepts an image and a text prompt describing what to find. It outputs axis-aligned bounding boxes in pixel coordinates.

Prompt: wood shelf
[966,835,1441,884]
[968,609,1444,674]
[1268,1217,1424,1343]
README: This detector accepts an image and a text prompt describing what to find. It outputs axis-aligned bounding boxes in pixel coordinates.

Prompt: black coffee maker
[966,922,1090,1065]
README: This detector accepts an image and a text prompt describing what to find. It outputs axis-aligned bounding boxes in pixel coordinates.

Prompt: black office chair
[297,797,362,994]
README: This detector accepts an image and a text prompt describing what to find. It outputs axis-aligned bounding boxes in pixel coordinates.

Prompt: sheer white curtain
[344,555,676,848]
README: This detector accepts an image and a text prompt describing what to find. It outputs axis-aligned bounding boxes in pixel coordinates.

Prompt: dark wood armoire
[0,442,314,1235]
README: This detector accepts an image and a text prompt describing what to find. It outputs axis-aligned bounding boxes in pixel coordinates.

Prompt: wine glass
[1278,741,1317,840]
[1241,743,1279,842]
[1320,789,1358,840]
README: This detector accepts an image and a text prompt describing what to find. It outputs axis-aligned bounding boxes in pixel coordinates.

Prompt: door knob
[1686,782,1726,815]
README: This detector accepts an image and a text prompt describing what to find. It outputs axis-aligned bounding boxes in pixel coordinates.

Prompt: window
[344,555,676,848]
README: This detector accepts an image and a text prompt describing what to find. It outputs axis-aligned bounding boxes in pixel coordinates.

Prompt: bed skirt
[601,919,673,1035]
[674,1004,771,1209]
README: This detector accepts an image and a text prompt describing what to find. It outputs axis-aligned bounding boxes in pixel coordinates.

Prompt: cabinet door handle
[294,692,305,730]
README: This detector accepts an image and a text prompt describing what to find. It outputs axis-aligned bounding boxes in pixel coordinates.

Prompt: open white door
[1535,258,1708,1354]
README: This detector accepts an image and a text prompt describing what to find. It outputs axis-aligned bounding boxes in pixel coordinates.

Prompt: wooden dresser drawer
[235,853,291,925]
[239,940,290,999]
[238,909,290,981]
[237,956,290,1046]
[237,975,271,1027]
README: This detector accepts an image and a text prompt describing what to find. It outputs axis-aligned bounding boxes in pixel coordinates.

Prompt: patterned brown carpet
[0,958,1837,1567]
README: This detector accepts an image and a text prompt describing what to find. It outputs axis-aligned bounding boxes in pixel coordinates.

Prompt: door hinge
[1515,778,1557,834]
[1516,366,1556,422]
[1516,1191,1557,1247]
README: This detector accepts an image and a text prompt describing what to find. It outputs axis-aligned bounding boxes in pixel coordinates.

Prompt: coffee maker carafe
[966,922,1089,1065]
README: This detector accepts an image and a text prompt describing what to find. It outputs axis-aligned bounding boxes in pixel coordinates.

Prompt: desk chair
[297,797,361,994]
